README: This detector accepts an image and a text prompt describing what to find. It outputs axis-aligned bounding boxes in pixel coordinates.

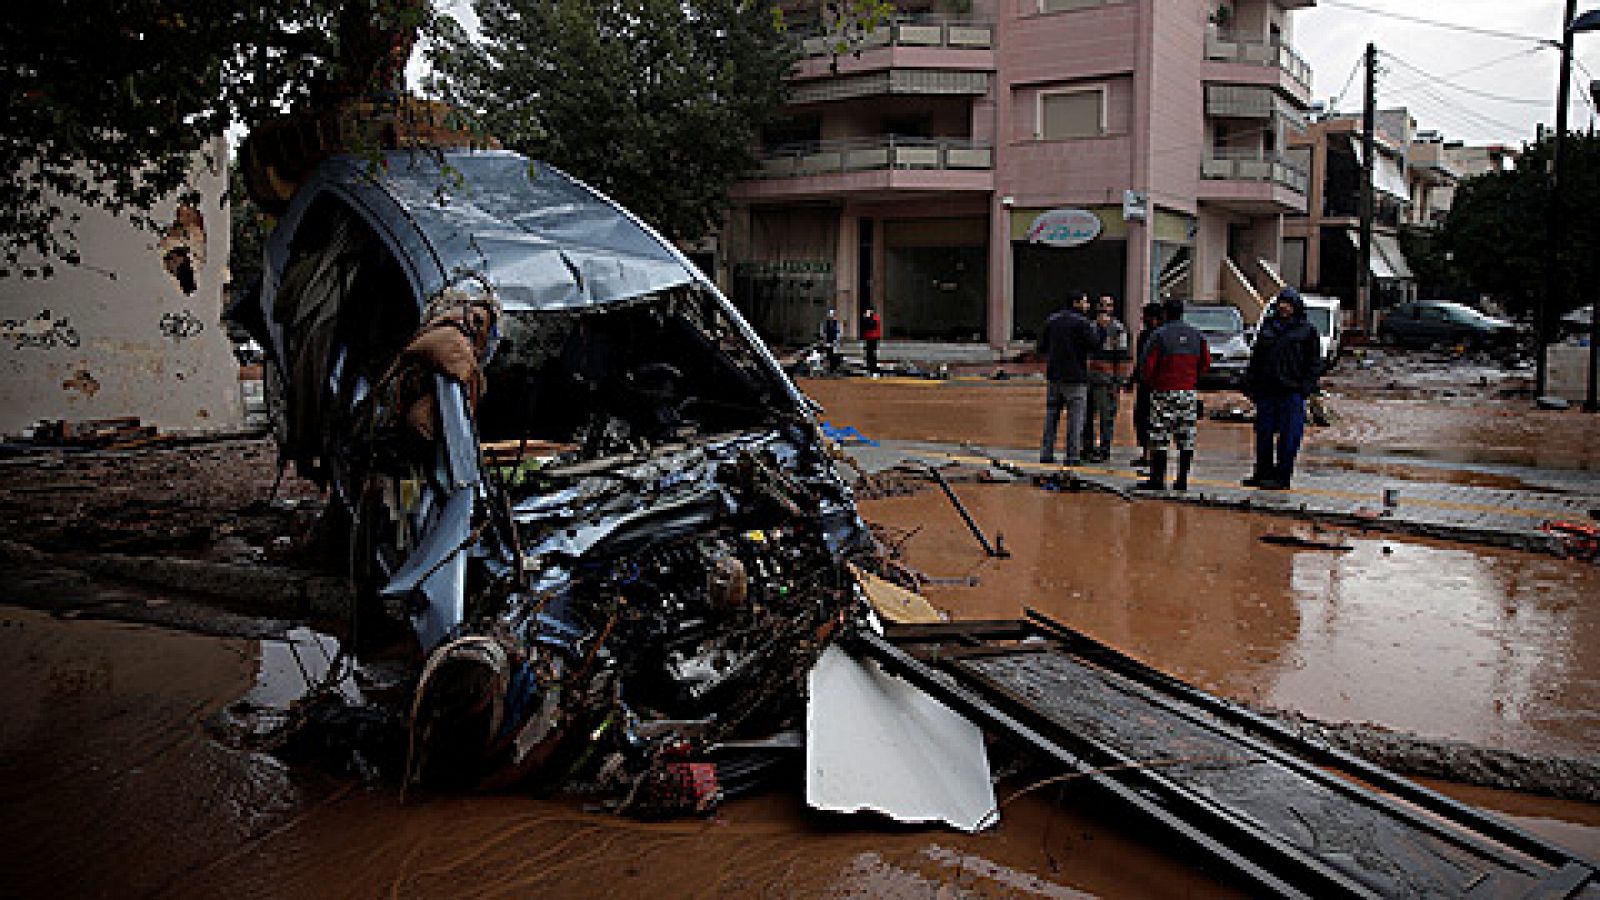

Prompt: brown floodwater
[861,484,1600,761]
[0,607,1242,898]
[2,560,1596,897]
[799,376,1600,472]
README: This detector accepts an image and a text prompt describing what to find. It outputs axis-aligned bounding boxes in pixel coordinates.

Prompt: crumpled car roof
[287,149,703,311]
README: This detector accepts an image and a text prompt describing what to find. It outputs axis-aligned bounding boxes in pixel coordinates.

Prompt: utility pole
[1358,42,1376,334]
[1540,0,1577,401]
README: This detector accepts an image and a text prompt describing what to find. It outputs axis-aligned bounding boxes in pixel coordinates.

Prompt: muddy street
[2,347,1598,897]
[863,483,1599,760]
[3,600,1597,898]
[800,350,1600,474]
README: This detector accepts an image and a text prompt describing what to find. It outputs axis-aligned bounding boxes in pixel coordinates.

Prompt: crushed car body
[228,149,906,812]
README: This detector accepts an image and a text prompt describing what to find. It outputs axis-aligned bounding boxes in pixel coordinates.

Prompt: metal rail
[841,627,1310,898]
[866,617,1598,899]
[1021,609,1600,881]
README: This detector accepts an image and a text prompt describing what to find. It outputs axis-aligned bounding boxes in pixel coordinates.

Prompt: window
[1039,0,1114,13]
[1039,88,1105,139]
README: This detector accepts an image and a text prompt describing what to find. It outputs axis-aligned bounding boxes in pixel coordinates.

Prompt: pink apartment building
[719,0,1316,352]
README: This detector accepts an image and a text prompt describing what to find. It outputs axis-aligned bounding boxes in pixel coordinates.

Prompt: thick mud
[860,483,1600,762]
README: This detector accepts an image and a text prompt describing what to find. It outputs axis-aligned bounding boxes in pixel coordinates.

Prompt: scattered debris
[1540,520,1600,561]
[927,465,1009,558]
[821,421,879,446]
[30,416,169,451]
[1536,396,1571,411]
[1207,403,1254,423]
[1033,470,1133,502]
[1258,533,1352,552]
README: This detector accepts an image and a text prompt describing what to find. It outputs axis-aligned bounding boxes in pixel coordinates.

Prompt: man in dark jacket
[1135,298,1210,491]
[1038,291,1100,465]
[1243,287,1323,490]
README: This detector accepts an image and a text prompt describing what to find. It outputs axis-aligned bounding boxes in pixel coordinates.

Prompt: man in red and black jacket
[1135,298,1210,491]
[860,306,883,374]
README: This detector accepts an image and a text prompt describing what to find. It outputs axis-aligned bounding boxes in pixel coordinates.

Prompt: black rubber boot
[1241,461,1272,487]
[1173,450,1194,491]
[1135,450,1167,490]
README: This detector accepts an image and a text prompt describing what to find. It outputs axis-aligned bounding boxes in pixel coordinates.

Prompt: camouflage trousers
[1148,390,1199,451]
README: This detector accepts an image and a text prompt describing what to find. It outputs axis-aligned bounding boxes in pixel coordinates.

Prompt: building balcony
[789,16,994,81]
[758,136,992,176]
[1202,33,1312,105]
[1199,150,1309,214]
[796,15,993,56]
[732,136,993,200]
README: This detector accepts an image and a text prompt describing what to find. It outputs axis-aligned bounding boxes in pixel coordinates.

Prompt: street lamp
[1542,4,1600,411]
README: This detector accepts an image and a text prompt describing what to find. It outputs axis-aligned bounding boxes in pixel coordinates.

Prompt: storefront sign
[1024,209,1102,247]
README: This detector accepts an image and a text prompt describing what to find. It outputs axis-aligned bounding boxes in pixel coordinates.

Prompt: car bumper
[1202,359,1249,385]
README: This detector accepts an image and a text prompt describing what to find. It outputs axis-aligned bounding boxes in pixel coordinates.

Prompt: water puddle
[860,483,1600,759]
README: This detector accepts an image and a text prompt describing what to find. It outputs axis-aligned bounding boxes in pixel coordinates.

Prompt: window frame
[1036,85,1109,140]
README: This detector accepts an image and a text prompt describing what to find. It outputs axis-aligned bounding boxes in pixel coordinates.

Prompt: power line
[1387,80,1533,136]
[1330,53,1366,111]
[1382,47,1553,106]
[1317,0,1550,45]
[1382,51,1555,108]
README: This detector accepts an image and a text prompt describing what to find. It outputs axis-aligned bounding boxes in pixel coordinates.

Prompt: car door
[1384,304,1418,344]
[1416,305,1451,345]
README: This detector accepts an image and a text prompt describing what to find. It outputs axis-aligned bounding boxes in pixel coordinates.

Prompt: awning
[1345,230,1414,281]
[1346,136,1410,201]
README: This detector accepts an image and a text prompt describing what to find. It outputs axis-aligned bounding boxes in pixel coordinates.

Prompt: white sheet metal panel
[806,643,996,832]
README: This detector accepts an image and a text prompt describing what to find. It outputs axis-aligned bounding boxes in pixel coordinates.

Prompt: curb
[70,553,353,619]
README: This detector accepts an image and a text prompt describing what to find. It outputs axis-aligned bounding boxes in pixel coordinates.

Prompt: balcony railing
[1201,148,1308,194]
[1204,32,1312,88]
[757,136,993,178]
[795,15,993,56]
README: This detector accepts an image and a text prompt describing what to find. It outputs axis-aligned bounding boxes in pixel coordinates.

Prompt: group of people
[818,306,883,375]
[1039,286,1323,492]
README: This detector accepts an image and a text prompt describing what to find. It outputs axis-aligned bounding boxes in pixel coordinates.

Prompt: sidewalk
[844,438,1600,557]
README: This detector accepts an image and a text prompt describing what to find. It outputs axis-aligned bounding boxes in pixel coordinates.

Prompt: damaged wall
[0,137,244,436]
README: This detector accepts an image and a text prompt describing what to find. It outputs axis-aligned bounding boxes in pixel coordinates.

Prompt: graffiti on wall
[158,203,207,296]
[2,309,81,350]
[159,310,205,341]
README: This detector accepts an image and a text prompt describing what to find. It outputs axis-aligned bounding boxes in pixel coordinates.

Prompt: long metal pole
[1542,0,1578,401]
[1358,43,1376,333]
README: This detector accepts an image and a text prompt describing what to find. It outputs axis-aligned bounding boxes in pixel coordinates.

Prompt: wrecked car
[229,149,873,812]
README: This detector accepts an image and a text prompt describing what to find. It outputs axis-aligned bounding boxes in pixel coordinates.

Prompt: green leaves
[1432,133,1600,323]
[428,0,799,243]
[1,1,462,276]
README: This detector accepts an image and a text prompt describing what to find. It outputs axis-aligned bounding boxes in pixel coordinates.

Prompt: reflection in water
[863,483,1599,758]
[1277,540,1597,757]
[0,560,1596,896]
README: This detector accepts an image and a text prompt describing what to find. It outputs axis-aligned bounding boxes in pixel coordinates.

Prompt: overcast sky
[1295,0,1600,145]
[423,0,1600,147]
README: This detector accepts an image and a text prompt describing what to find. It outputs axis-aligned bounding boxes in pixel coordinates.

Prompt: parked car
[1181,304,1251,385]
[1250,294,1342,369]
[1298,294,1343,366]
[1377,301,1519,350]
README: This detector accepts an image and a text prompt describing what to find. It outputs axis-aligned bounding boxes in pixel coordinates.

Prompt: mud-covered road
[1,349,1597,897]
